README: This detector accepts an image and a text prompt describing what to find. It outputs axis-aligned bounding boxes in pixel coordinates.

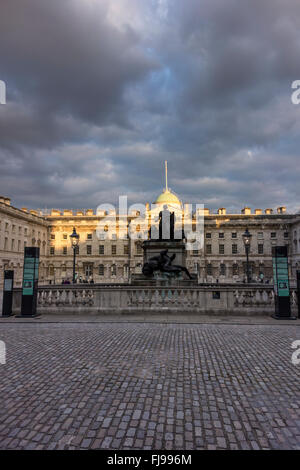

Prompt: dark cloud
[0,0,300,212]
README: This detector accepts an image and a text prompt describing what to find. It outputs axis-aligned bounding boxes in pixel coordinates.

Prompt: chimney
[255,209,262,215]
[86,209,94,216]
[196,207,210,216]
[21,207,28,212]
[241,207,251,215]
[30,210,38,216]
[63,209,73,216]
[265,208,273,215]
[218,208,226,215]
[51,209,61,216]
[277,206,286,214]
[4,197,11,206]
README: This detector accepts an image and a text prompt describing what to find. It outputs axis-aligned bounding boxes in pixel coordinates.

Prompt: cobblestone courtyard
[0,320,299,450]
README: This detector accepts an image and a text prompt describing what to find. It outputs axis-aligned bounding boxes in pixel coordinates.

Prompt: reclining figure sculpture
[142,249,192,279]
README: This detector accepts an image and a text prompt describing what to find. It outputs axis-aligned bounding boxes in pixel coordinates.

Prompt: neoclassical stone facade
[1,191,300,288]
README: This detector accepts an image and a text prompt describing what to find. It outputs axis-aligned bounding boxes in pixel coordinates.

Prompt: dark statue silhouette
[142,249,192,279]
[149,205,184,240]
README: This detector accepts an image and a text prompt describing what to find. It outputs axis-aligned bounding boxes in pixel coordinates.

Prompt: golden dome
[154,189,181,205]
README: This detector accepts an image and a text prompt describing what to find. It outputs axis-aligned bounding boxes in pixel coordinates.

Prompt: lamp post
[70,227,79,284]
[242,227,252,283]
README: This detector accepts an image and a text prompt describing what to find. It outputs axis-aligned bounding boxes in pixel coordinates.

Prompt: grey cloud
[0,0,300,213]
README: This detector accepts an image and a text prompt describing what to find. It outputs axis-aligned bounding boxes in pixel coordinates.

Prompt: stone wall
[10,284,299,316]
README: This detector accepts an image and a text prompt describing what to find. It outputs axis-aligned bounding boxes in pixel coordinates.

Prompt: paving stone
[0,321,299,450]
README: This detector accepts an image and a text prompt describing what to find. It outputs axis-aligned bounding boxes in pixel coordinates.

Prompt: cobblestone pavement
[0,322,299,450]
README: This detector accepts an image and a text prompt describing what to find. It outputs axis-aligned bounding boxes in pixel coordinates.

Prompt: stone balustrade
[9,284,299,316]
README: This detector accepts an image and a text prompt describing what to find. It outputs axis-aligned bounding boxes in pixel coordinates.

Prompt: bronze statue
[142,249,192,279]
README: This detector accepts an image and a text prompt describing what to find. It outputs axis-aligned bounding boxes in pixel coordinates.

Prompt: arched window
[99,264,104,276]
[206,263,212,276]
[111,264,116,276]
[220,263,226,276]
[123,264,129,277]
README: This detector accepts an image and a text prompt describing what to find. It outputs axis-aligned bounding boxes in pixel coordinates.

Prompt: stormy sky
[0,0,300,213]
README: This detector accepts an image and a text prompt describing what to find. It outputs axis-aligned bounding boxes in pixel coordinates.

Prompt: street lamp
[70,227,79,283]
[242,227,252,283]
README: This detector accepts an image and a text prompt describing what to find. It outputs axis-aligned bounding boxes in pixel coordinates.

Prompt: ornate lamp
[242,228,252,283]
[70,227,79,283]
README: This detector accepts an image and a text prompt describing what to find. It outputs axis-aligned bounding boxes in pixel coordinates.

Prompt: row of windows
[1,222,46,238]
[50,264,125,276]
[205,243,269,255]
[50,231,122,241]
[205,263,265,276]
[49,231,290,241]
[205,232,288,239]
[50,245,133,255]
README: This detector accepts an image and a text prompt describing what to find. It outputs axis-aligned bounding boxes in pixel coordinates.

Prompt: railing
[10,284,298,315]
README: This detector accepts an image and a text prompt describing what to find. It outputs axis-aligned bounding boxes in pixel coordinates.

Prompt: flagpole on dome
[165,160,168,192]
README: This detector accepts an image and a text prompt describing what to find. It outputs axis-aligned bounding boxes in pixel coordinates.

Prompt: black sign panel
[2,270,14,316]
[272,246,292,318]
[20,247,40,317]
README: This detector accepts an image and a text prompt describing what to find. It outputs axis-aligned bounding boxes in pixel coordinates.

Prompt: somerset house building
[1,181,300,288]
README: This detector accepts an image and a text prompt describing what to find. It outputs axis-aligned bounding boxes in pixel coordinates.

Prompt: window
[50,247,55,255]
[87,233,92,240]
[192,250,199,256]
[232,232,237,238]
[232,263,239,276]
[87,245,92,255]
[24,228,28,236]
[104,225,109,232]
[63,234,67,240]
[219,233,224,239]
[99,245,104,255]
[219,244,224,254]
[284,232,289,239]
[63,247,67,255]
[220,263,226,276]
[258,244,264,254]
[4,238,8,250]
[257,232,263,239]
[112,245,117,255]
[206,244,212,254]
[51,234,55,240]
[136,244,143,255]
[124,245,129,255]
[11,239,15,251]
[18,240,21,251]
[111,264,117,276]
[206,263,212,275]
[85,264,93,277]
[61,264,66,272]
[271,232,277,238]
[206,233,211,239]
[232,244,237,254]
[99,264,104,276]
[49,266,54,276]
[12,225,16,233]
